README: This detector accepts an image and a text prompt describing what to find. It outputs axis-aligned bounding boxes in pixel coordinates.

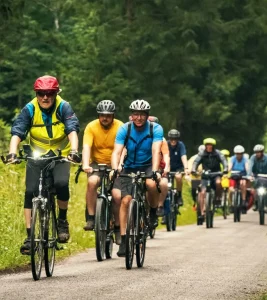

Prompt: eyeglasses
[36,90,57,97]
[131,112,147,118]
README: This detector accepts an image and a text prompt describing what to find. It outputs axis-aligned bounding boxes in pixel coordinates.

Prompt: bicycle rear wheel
[31,201,43,281]
[126,199,137,270]
[105,203,114,259]
[95,197,107,261]
[44,203,57,277]
[136,205,146,268]
[166,213,172,231]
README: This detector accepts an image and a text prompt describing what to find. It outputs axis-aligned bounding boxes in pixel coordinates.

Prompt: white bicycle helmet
[96,100,116,114]
[234,145,245,154]
[129,99,151,111]
[253,144,265,152]
[198,145,205,152]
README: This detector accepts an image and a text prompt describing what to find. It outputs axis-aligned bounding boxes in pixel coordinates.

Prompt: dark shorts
[201,176,221,190]
[116,166,152,198]
[191,179,201,190]
[25,160,70,209]
[170,167,184,173]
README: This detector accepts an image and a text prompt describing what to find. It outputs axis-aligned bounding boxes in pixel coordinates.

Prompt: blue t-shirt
[115,121,163,168]
[168,141,186,171]
[231,155,247,175]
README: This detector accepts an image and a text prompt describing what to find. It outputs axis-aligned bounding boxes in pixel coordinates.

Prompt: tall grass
[0,165,196,271]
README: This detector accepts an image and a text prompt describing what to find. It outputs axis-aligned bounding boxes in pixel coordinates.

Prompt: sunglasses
[36,90,57,97]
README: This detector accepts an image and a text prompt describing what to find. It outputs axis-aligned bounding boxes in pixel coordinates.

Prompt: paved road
[1,211,267,300]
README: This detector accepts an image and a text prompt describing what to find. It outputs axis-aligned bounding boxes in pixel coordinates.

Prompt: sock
[177,191,181,198]
[58,208,67,220]
[26,228,31,238]
[114,225,120,230]
[150,207,157,214]
[121,235,126,243]
[88,214,95,221]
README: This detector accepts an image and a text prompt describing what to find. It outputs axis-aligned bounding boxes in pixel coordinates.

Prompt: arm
[111,144,125,169]
[192,154,202,173]
[218,151,228,172]
[248,156,254,176]
[82,124,93,172]
[8,136,21,156]
[228,160,233,172]
[118,148,127,171]
[68,131,79,151]
[61,102,80,135]
[245,160,249,174]
[163,152,170,173]
[181,155,189,173]
[152,141,162,172]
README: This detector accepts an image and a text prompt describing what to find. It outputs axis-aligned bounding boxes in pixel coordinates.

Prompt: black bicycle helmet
[168,129,180,139]
[96,100,116,114]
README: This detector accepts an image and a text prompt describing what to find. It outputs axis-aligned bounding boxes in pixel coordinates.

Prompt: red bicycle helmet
[34,75,59,91]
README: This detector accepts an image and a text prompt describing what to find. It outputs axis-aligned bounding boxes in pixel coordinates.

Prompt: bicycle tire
[31,201,43,281]
[105,204,114,259]
[166,213,172,231]
[223,190,228,220]
[44,203,56,277]
[205,192,211,228]
[95,197,107,262]
[149,227,156,239]
[259,197,265,225]
[126,199,137,270]
[172,209,178,231]
[233,190,238,223]
[136,204,146,268]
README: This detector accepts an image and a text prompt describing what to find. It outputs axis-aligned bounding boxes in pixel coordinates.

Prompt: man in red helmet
[6,75,80,255]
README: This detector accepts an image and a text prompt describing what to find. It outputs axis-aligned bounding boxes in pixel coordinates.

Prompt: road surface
[1,210,267,300]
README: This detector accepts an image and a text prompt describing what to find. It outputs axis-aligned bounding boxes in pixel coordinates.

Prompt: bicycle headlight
[167,182,172,188]
[33,150,41,158]
[257,187,267,196]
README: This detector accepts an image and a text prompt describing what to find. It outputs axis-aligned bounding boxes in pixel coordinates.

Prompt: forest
[1,0,267,154]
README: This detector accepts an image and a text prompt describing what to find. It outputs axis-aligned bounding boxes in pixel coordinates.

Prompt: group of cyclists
[4,75,267,259]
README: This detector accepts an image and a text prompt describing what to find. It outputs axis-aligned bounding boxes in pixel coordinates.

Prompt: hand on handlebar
[68,150,81,163]
[3,153,18,164]
[109,169,118,181]
[82,165,93,174]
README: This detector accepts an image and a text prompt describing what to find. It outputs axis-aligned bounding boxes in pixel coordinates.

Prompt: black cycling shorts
[24,160,71,209]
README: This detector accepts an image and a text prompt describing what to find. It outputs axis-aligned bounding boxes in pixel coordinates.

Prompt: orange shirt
[83,119,123,164]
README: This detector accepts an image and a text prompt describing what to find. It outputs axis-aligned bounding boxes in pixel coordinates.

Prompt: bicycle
[119,171,160,270]
[165,172,181,231]
[255,174,267,225]
[221,176,230,220]
[230,171,247,223]
[75,164,115,261]
[1,147,74,281]
[201,170,222,229]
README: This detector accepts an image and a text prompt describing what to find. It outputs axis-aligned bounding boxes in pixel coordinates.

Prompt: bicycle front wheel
[223,190,228,220]
[95,197,107,261]
[31,201,44,281]
[205,193,211,228]
[126,199,137,270]
[136,204,146,268]
[44,204,57,277]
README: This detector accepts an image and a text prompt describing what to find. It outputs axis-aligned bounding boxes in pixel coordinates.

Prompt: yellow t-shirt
[83,119,123,164]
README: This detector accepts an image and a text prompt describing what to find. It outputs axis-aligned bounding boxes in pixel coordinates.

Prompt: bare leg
[158,178,168,207]
[86,175,100,215]
[119,195,132,235]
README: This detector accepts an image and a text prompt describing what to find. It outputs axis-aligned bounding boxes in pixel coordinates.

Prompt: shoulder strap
[124,122,132,147]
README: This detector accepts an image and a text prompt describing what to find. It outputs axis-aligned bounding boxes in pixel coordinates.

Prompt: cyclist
[111,99,163,257]
[147,116,170,217]
[228,145,249,212]
[188,145,205,204]
[167,129,189,206]
[82,100,123,244]
[192,138,228,220]
[6,75,80,254]
[248,144,267,210]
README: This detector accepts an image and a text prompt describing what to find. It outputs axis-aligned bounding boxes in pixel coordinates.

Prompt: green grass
[0,169,196,271]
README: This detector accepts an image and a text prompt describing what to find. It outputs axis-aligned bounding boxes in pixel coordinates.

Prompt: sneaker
[150,212,158,229]
[117,240,126,257]
[20,238,31,255]
[156,206,165,217]
[114,227,121,245]
[253,201,258,212]
[83,219,95,231]
[161,216,166,225]
[57,219,70,243]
